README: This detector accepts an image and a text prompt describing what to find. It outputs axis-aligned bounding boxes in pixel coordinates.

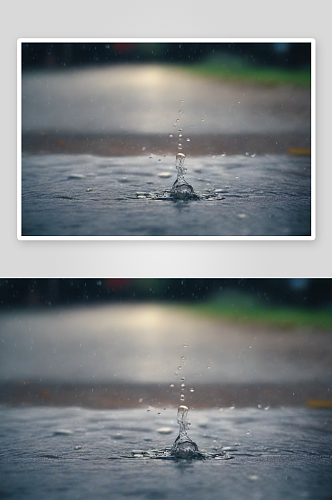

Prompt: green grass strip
[182,293,332,331]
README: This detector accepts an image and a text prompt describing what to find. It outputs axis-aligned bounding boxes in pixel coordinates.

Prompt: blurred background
[21,41,311,156]
[0,278,331,409]
[22,42,311,70]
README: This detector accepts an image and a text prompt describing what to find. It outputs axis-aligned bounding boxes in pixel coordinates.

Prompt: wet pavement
[0,406,331,500]
[21,153,311,237]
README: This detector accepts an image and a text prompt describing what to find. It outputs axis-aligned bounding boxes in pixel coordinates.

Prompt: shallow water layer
[21,154,311,236]
[0,406,331,499]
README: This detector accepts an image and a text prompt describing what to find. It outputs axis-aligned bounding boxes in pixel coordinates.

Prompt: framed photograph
[18,39,315,239]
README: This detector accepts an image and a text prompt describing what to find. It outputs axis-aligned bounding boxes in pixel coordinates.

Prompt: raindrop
[157,427,173,435]
[186,138,190,142]
[169,134,173,138]
[170,383,174,388]
[178,366,182,370]
[189,388,194,393]
[181,356,186,361]
[183,344,188,348]
[180,377,185,381]
[139,398,143,403]
[181,383,185,388]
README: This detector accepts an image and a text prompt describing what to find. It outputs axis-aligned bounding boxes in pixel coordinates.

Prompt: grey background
[1,0,330,276]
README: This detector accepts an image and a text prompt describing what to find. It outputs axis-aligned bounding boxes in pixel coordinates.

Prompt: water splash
[171,153,195,199]
[129,404,231,461]
[171,405,199,458]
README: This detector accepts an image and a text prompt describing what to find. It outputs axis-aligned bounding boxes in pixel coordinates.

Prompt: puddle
[21,153,311,236]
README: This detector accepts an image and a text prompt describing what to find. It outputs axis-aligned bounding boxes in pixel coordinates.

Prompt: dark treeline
[0,279,330,310]
[22,42,311,70]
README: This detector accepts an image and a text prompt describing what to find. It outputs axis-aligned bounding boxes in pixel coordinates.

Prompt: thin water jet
[171,154,196,200]
[171,405,199,458]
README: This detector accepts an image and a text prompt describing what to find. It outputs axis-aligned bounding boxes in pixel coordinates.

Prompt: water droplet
[183,344,187,348]
[180,377,185,381]
[139,398,143,403]
[170,383,175,388]
[221,152,226,156]
[201,119,204,122]
[207,366,211,370]
[245,152,250,156]
[178,128,182,132]
[176,118,180,122]
[181,383,185,388]
[142,146,146,151]
[251,153,256,157]
[180,99,184,103]
[157,427,173,435]
[169,134,173,138]
[178,143,182,148]
[264,406,270,410]
[178,366,182,370]
[157,412,161,415]
[179,109,183,114]
[178,133,183,138]
[186,138,190,142]
[189,388,194,392]
[181,356,186,361]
